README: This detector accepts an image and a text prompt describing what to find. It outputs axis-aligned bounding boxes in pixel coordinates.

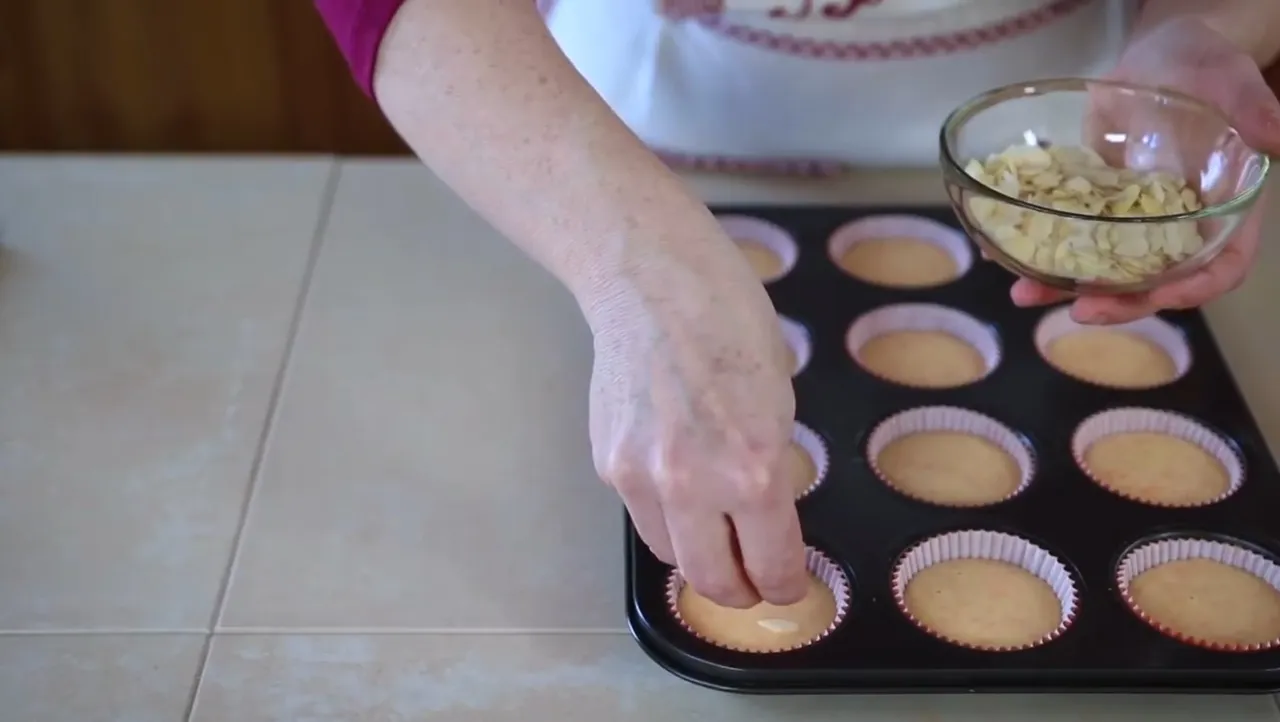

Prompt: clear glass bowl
[940,77,1270,295]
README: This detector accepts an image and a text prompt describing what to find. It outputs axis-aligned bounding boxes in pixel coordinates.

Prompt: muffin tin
[625,205,1280,693]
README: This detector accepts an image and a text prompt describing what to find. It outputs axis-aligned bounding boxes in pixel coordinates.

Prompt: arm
[333,0,733,316]
[314,0,811,608]
[1135,0,1280,66]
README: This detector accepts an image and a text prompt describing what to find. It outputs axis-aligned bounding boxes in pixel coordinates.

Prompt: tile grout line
[212,627,630,635]
[180,159,344,722]
[0,629,207,636]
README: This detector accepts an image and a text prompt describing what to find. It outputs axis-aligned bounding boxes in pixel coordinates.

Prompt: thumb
[1227,76,1280,156]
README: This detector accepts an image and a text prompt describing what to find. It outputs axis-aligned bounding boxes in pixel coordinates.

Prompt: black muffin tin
[625,204,1280,694]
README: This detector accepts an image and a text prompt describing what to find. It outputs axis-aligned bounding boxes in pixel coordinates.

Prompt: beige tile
[0,634,204,722]
[223,162,620,629]
[0,157,332,629]
[194,633,1280,722]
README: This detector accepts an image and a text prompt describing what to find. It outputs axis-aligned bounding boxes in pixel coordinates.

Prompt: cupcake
[669,547,850,653]
[1035,306,1191,390]
[893,530,1077,651]
[847,304,1001,389]
[1072,408,1243,508]
[778,315,812,377]
[1118,537,1280,652]
[828,214,973,289]
[717,215,798,284]
[867,407,1034,508]
[781,423,829,500]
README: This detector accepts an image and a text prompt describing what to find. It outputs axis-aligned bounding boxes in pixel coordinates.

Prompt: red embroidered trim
[698,0,1092,60]
[661,0,890,21]
[659,0,724,19]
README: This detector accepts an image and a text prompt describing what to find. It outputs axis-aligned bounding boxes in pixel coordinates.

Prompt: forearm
[372,0,728,309]
[1135,0,1280,66]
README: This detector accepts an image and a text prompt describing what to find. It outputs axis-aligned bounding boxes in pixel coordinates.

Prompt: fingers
[729,447,808,604]
[665,506,761,609]
[1009,196,1261,323]
[1010,278,1073,307]
[1070,293,1159,325]
[600,444,764,608]
[1224,66,1280,156]
[730,494,808,605]
[612,469,677,566]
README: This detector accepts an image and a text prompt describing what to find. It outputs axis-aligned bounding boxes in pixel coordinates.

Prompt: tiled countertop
[2,155,1279,721]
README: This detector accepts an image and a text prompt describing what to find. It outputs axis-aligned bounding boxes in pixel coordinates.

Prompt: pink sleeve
[314,0,408,100]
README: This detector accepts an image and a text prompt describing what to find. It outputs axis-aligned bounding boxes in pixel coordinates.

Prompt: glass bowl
[940,77,1270,295]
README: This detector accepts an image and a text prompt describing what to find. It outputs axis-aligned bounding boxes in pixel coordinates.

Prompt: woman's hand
[1011,16,1280,324]
[585,237,808,609]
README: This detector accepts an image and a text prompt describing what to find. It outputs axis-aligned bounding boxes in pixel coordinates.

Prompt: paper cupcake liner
[1117,537,1280,652]
[790,422,830,500]
[845,303,1002,385]
[827,214,974,287]
[1072,408,1244,508]
[892,530,1078,652]
[716,214,799,283]
[778,315,812,377]
[866,406,1035,508]
[666,546,851,654]
[1034,306,1192,389]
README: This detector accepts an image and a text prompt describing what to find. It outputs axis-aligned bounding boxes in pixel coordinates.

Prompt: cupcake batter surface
[905,559,1063,649]
[678,574,837,652]
[779,441,819,498]
[877,432,1022,506]
[1083,433,1230,506]
[736,239,785,281]
[855,331,988,388]
[1130,558,1280,647]
[1045,329,1178,388]
[837,237,959,288]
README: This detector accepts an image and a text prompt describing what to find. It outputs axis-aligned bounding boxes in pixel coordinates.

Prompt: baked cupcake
[893,530,1077,651]
[828,215,972,289]
[717,215,798,284]
[847,304,1001,389]
[780,423,829,500]
[1119,538,1280,652]
[669,547,850,653]
[1072,408,1243,508]
[867,407,1034,507]
[778,315,812,377]
[1035,306,1190,390]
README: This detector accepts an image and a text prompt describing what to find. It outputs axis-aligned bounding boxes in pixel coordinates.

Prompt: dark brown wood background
[2,1,1278,155]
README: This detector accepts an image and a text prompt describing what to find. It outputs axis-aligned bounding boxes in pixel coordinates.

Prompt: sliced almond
[963,142,1207,281]
[756,618,801,634]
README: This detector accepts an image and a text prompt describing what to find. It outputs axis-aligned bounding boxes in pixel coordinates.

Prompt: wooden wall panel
[0,0,408,154]
[0,1,1277,155]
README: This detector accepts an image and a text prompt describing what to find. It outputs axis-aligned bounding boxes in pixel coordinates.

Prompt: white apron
[542,0,1136,172]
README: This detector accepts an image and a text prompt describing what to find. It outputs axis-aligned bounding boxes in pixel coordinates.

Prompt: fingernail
[756,581,808,606]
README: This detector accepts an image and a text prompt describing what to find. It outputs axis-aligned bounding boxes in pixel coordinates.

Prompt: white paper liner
[1071,408,1244,508]
[892,530,1078,652]
[716,214,799,283]
[1034,306,1192,389]
[778,315,812,377]
[845,304,1002,386]
[790,422,830,500]
[866,406,1035,507]
[1117,537,1280,652]
[827,214,974,287]
[666,546,851,654]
